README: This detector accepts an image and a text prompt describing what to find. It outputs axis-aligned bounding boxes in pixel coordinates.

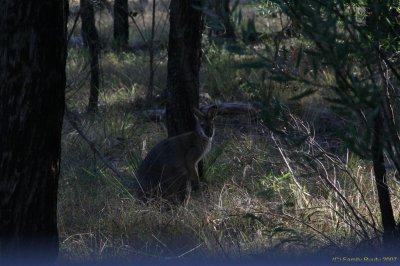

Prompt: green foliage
[275,0,399,160]
[256,172,291,201]
[230,0,400,160]
[255,0,282,17]
[202,44,250,100]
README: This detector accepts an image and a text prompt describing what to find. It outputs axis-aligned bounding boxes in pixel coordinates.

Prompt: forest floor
[58,1,400,264]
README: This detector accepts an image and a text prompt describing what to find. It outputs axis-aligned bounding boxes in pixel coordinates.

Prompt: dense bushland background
[59,0,400,263]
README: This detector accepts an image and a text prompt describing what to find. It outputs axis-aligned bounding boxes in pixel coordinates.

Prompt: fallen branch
[142,102,260,121]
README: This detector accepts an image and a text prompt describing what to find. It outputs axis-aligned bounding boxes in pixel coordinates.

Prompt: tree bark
[366,0,400,248]
[223,0,235,39]
[81,0,101,113]
[146,0,156,103]
[206,0,235,41]
[113,0,129,50]
[0,0,68,262]
[166,0,205,184]
[372,112,399,248]
[216,0,235,39]
[166,0,204,137]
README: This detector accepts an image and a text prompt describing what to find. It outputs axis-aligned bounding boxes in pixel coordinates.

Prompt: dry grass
[59,1,400,263]
[59,89,400,262]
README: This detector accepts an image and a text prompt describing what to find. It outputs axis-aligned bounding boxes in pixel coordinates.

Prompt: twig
[280,212,342,250]
[129,12,148,46]
[308,139,380,235]
[67,10,82,45]
[314,158,371,241]
[271,133,305,193]
[64,106,134,197]
[250,209,342,250]
[164,243,203,260]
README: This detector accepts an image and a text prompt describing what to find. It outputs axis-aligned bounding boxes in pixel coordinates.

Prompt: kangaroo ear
[206,105,218,119]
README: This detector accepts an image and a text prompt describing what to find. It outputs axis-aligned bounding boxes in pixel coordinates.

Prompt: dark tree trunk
[207,0,235,40]
[217,0,235,39]
[146,0,156,103]
[166,0,204,136]
[0,0,68,263]
[81,0,101,114]
[366,1,400,248]
[223,0,235,38]
[113,0,129,50]
[166,0,205,183]
[372,112,399,248]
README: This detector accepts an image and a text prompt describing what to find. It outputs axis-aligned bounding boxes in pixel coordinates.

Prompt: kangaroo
[135,105,218,202]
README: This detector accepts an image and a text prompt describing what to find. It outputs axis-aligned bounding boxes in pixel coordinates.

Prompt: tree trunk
[224,0,235,39]
[207,0,235,40]
[372,112,399,248]
[366,1,400,248]
[113,0,129,50]
[146,0,156,103]
[0,0,68,263]
[81,0,101,114]
[217,0,235,39]
[166,0,204,136]
[166,0,205,184]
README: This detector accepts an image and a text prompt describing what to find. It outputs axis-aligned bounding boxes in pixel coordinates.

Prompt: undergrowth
[59,87,400,261]
[59,1,400,263]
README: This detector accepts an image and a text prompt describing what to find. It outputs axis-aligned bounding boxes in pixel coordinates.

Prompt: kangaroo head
[193,105,218,139]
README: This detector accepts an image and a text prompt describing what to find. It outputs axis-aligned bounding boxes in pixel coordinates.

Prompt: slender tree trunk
[0,0,68,263]
[372,112,399,248]
[166,0,205,183]
[81,0,101,113]
[224,0,235,38]
[219,0,235,39]
[366,1,400,248]
[147,0,156,103]
[166,0,204,136]
[114,0,129,50]
[208,0,235,40]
